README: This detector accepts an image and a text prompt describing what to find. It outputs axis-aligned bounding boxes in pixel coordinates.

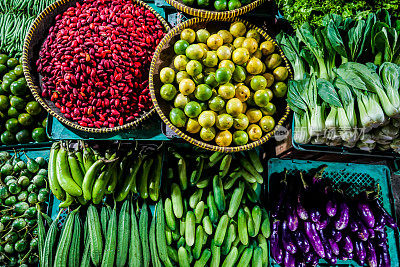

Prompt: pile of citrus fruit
[180,0,251,12]
[159,21,288,147]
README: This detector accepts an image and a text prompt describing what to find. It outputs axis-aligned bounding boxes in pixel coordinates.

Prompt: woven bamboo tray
[165,0,269,20]
[149,17,292,152]
[22,0,170,134]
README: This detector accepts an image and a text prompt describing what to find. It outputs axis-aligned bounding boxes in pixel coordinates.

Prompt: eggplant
[272,177,287,218]
[328,239,339,256]
[292,231,310,253]
[330,228,342,242]
[296,193,308,221]
[374,213,386,230]
[327,256,337,265]
[355,240,366,266]
[304,221,325,258]
[358,202,375,228]
[342,235,354,254]
[315,216,329,230]
[376,228,387,247]
[271,220,283,264]
[357,221,370,241]
[309,208,321,223]
[305,252,319,266]
[284,250,295,267]
[372,198,398,230]
[381,241,391,267]
[368,228,375,238]
[318,229,332,260]
[282,221,297,254]
[334,202,349,230]
[287,205,299,231]
[326,199,337,217]
[367,240,378,267]
[295,261,306,267]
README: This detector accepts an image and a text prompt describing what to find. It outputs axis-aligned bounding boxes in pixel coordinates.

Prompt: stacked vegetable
[269,166,398,266]
[48,141,163,207]
[160,21,289,147]
[179,0,253,12]
[277,10,400,152]
[159,147,270,266]
[0,55,48,145]
[0,151,49,266]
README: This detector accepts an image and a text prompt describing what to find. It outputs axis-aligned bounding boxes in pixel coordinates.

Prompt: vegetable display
[277,11,400,152]
[36,0,167,129]
[0,150,49,266]
[0,55,48,145]
[178,0,253,12]
[160,147,270,266]
[160,21,289,147]
[48,141,163,207]
[269,166,398,266]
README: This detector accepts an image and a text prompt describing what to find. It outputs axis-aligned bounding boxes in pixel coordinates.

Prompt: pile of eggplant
[269,166,398,266]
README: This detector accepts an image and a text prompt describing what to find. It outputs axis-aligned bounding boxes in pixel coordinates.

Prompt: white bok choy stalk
[379,62,400,117]
[307,75,325,137]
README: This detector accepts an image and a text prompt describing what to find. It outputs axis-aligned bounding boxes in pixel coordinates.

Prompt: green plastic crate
[267,158,399,266]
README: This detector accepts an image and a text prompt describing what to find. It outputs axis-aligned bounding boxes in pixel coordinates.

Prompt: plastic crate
[267,158,399,266]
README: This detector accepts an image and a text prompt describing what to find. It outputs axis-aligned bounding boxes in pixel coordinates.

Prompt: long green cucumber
[139,202,150,267]
[222,247,239,267]
[207,192,219,224]
[178,247,190,267]
[129,199,143,266]
[171,183,183,219]
[164,198,176,231]
[223,170,241,190]
[227,181,245,218]
[192,225,204,260]
[150,215,162,267]
[252,246,263,267]
[261,209,270,238]
[257,235,269,266]
[202,216,213,235]
[210,240,221,267]
[252,205,262,237]
[167,246,179,263]
[238,208,248,245]
[101,205,117,267]
[219,154,232,178]
[185,211,196,247]
[156,200,173,267]
[212,175,225,212]
[247,149,263,173]
[116,200,130,267]
[195,201,205,224]
[194,249,211,267]
[244,206,255,237]
[214,214,229,246]
[88,205,103,266]
[222,223,237,255]
[189,189,203,209]
[237,247,254,267]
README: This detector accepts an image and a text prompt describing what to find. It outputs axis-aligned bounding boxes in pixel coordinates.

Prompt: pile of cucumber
[161,148,270,266]
[0,150,49,266]
[48,141,163,207]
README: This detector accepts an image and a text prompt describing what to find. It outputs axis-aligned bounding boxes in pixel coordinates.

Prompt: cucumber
[139,202,150,267]
[177,158,188,190]
[247,149,263,173]
[171,183,183,219]
[252,205,262,237]
[194,248,211,267]
[149,215,162,267]
[178,246,190,267]
[202,216,213,235]
[237,247,254,267]
[68,215,81,267]
[196,177,210,188]
[219,154,232,178]
[192,225,204,260]
[156,200,173,267]
[222,223,237,255]
[81,215,91,267]
[180,219,185,237]
[167,246,179,263]
[210,240,220,267]
[165,198,176,231]
[238,208,248,245]
[244,207,255,237]
[239,157,263,184]
[207,192,218,224]
[208,152,224,167]
[177,237,186,248]
[195,201,205,224]
[212,175,225,212]
[214,214,229,246]
[252,246,263,267]
[129,199,143,266]
[116,200,130,267]
[185,211,196,247]
[166,227,172,245]
[190,157,204,185]
[222,247,239,267]
[223,171,241,190]
[189,189,203,209]
[227,181,245,218]
[88,205,103,266]
[257,235,269,266]
[101,205,117,267]
[261,209,270,239]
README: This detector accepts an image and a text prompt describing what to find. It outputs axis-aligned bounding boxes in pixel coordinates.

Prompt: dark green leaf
[317,78,342,107]
[327,20,348,58]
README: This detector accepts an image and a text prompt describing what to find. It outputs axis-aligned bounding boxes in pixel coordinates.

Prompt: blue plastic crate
[267,158,399,266]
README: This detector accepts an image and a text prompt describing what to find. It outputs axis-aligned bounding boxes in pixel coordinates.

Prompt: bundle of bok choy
[277,10,400,152]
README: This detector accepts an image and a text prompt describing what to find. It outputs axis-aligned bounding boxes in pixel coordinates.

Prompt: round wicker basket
[22,0,170,133]
[150,17,292,152]
[165,0,269,20]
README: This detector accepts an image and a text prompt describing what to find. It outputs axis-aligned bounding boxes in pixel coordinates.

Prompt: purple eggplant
[374,213,386,230]
[318,229,332,260]
[272,176,287,218]
[287,205,299,231]
[304,221,325,258]
[296,193,308,221]
[328,239,339,256]
[358,202,375,228]
[350,221,359,232]
[326,199,337,217]
[305,252,319,266]
[271,220,283,264]
[310,208,321,223]
[315,217,329,230]
[372,199,398,230]
[381,241,391,267]
[292,231,310,253]
[355,241,366,266]
[357,221,370,241]
[342,235,354,254]
[330,228,342,242]
[282,221,297,254]
[284,250,295,267]
[376,229,387,247]
[295,262,306,267]
[327,256,337,265]
[367,240,378,267]
[368,228,375,238]
[335,202,349,230]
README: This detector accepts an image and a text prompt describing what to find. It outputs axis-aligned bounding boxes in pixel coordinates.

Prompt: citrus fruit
[261,102,276,115]
[198,111,216,128]
[229,22,246,37]
[207,34,224,50]
[214,0,227,11]
[260,40,275,56]
[265,53,282,70]
[217,30,233,44]
[252,49,262,59]
[204,67,217,75]
[219,60,235,74]
[174,55,189,71]
[176,71,191,84]
[250,75,267,90]
[181,29,196,43]
[218,83,235,99]
[196,29,210,43]
[259,116,275,132]
[273,82,288,97]
[0,95,9,111]
[204,73,219,88]
[202,51,219,67]
[184,101,202,118]
[232,48,250,65]
[246,108,262,123]
[247,124,262,141]
[226,98,243,116]
[186,44,205,60]
[195,84,213,101]
[208,96,225,112]
[233,130,248,145]
[18,113,33,126]
[228,0,241,10]
[179,79,196,95]
[233,37,245,48]
[263,72,274,87]
[265,89,273,101]
[215,130,232,147]
[246,57,263,75]
[254,90,270,107]
[235,84,250,102]
[170,108,187,127]
[241,102,247,113]
[174,40,190,55]
[186,60,203,77]
[246,29,261,43]
[232,66,246,83]
[233,114,249,130]
[5,118,19,133]
[186,118,201,133]
[215,67,232,84]
[215,114,233,130]
[242,38,258,53]
[160,67,175,84]
[160,84,177,101]
[216,46,232,61]
[200,127,216,141]
[273,66,289,81]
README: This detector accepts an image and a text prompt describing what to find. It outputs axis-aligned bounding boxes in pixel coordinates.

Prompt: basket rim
[165,0,268,19]
[22,0,171,134]
[149,17,293,153]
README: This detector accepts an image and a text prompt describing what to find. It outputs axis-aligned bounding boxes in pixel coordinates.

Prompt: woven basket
[150,17,292,153]
[166,0,268,19]
[22,0,170,134]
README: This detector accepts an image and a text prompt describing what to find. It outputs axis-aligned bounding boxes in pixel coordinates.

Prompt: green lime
[0,64,7,76]
[10,78,28,96]
[174,93,190,108]
[10,96,26,110]
[228,0,241,10]
[197,0,209,7]
[200,127,216,141]
[250,75,267,91]
[186,60,203,77]
[273,82,288,98]
[193,73,205,85]
[0,95,9,111]
[195,84,213,101]
[198,111,216,128]
[196,29,210,43]
[214,0,227,10]
[215,67,232,84]
[170,108,188,128]
[217,30,233,44]
[176,71,191,84]
[25,101,42,116]
[42,118,47,128]
[233,130,248,145]
[160,84,177,101]
[204,73,219,88]
[232,65,247,83]
[246,29,261,43]
[254,90,269,107]
[0,54,9,64]
[180,29,196,43]
[216,46,232,61]
[1,79,12,93]
[1,131,15,145]
[32,128,47,142]
[233,113,249,130]
[259,116,275,132]
[182,0,195,5]
[246,108,262,123]
[6,58,19,69]
[216,114,233,130]
[13,65,23,77]
[208,96,225,112]
[179,79,196,95]
[5,118,19,133]
[16,129,31,143]
[185,44,204,60]
[184,101,202,118]
[202,51,219,68]
[261,102,276,116]
[160,67,175,84]
[174,40,190,55]
[7,107,19,118]
[230,22,247,37]
[18,113,33,126]
[273,66,289,81]
[174,55,189,71]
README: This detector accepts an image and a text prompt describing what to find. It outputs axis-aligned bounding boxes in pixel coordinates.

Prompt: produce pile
[0,55,48,145]
[37,0,167,128]
[48,141,162,207]
[178,0,253,12]
[0,151,50,266]
[160,21,289,147]
[0,0,58,56]
[277,11,400,152]
[269,167,398,266]
[160,147,270,266]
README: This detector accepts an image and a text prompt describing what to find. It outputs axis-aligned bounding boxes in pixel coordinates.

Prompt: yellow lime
[250,75,267,91]
[208,96,225,112]
[217,30,233,44]
[198,110,216,127]
[246,57,263,75]
[265,53,282,70]
[242,38,258,54]
[260,40,275,56]
[229,21,246,37]
[170,108,187,128]
[215,67,232,84]
[186,60,203,77]
[273,66,289,81]
[207,34,223,50]
[233,113,249,130]
[232,47,250,65]
[232,65,247,83]
[217,46,232,61]
[215,130,232,147]
[200,127,216,141]
[181,28,196,43]
[218,83,235,99]
[184,101,202,118]
[160,67,175,84]
[273,82,288,98]
[186,44,205,60]
[235,84,250,102]
[176,71,191,84]
[233,37,245,48]
[174,55,189,71]
[254,89,269,107]
[246,108,262,123]
[259,116,275,132]
[226,98,243,117]
[263,72,274,87]
[202,51,219,67]
[196,29,210,43]
[179,79,196,95]
[218,60,235,73]
[261,102,276,116]
[174,93,190,108]
[247,124,262,141]
[216,114,234,130]
[186,118,201,133]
